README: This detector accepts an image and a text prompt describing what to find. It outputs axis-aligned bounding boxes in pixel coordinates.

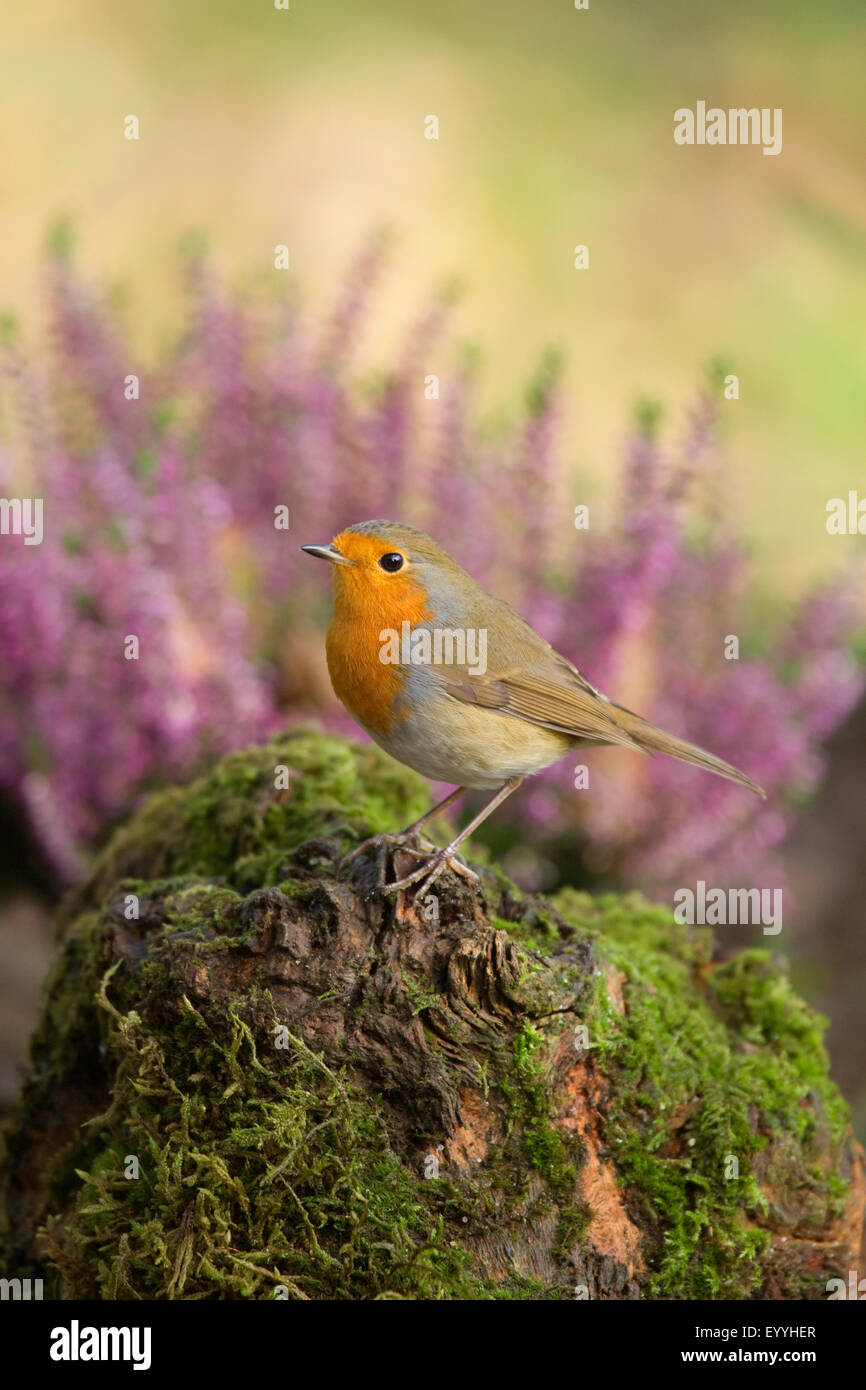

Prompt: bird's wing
[435,650,644,751]
[435,639,764,796]
[419,588,763,794]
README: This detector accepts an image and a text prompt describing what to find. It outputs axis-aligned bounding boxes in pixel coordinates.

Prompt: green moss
[552,887,850,1298]
[402,976,445,1019]
[28,911,109,1085]
[4,733,856,1302]
[487,1018,590,1269]
[66,728,431,915]
[502,1022,575,1191]
[490,907,565,957]
[40,975,485,1299]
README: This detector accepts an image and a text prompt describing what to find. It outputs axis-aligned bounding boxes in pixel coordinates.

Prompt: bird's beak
[300,543,352,566]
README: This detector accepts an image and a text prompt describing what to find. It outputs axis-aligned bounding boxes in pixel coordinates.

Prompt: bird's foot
[382,846,479,903]
[338,830,436,875]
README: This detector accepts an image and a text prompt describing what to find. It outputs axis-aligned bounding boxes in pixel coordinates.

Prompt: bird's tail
[607,702,766,798]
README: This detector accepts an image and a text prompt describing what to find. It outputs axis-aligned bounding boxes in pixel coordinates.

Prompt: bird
[302,520,765,900]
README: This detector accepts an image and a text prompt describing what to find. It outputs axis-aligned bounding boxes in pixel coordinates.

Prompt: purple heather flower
[0,249,861,898]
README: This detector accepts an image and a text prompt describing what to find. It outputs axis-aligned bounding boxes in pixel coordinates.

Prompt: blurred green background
[2,0,865,603]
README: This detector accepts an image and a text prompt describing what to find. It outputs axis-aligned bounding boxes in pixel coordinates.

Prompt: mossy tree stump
[2,731,863,1299]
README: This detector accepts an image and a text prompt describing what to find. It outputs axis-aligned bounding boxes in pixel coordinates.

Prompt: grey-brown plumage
[338,521,765,798]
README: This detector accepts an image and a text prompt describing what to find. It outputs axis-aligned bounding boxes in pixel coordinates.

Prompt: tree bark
[1,732,863,1300]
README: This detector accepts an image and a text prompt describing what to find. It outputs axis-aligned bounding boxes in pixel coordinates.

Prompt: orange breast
[325,565,433,734]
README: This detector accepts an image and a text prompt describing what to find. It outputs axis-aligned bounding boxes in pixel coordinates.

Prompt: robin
[302,520,764,899]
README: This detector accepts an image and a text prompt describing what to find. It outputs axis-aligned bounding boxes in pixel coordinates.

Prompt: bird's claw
[338,830,436,874]
[382,848,479,904]
[339,831,478,908]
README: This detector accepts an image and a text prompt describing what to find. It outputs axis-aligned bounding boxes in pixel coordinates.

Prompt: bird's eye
[378,552,405,573]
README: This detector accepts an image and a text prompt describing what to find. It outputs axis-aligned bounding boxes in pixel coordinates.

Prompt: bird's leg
[384,777,524,901]
[399,787,469,840]
[339,786,468,870]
